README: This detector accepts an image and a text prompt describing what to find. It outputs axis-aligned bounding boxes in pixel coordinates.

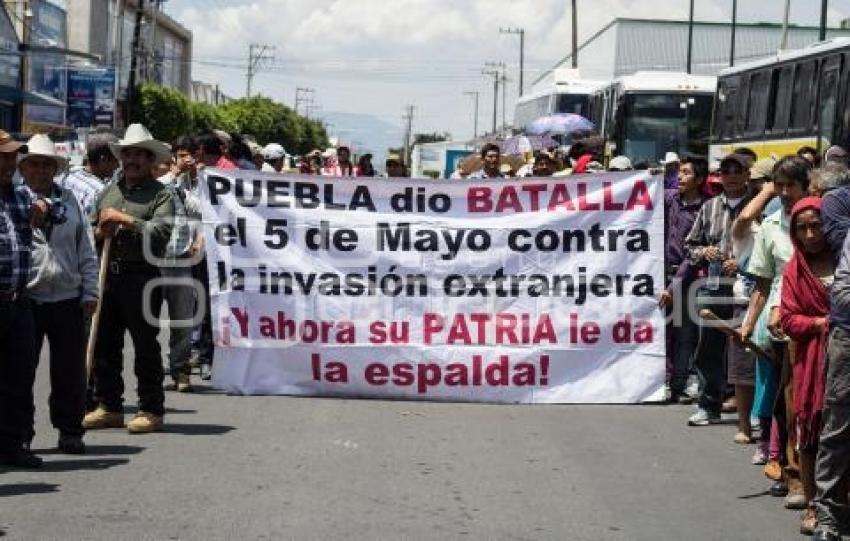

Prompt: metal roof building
[532,18,850,92]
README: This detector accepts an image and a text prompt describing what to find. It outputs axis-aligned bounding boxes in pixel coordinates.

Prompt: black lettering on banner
[264,219,289,249]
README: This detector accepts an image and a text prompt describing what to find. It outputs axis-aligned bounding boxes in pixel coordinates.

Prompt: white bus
[589,71,716,165]
[514,70,605,133]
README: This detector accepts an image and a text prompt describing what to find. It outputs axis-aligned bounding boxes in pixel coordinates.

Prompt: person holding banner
[83,124,175,434]
[21,134,98,455]
[660,156,708,404]
[322,146,359,177]
[468,143,503,179]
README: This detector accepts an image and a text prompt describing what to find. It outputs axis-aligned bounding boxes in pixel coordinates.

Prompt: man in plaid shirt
[0,130,64,468]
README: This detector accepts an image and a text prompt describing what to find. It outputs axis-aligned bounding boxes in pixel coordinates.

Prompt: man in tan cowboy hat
[83,123,175,434]
[20,134,98,454]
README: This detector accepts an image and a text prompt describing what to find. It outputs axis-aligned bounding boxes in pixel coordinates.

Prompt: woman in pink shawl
[780,196,834,535]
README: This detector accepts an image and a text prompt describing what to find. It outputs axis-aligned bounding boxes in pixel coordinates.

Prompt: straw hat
[109,123,172,165]
[0,129,25,153]
[18,134,68,172]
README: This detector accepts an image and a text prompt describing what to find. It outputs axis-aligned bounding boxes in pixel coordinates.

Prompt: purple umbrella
[498,135,558,155]
[526,113,595,136]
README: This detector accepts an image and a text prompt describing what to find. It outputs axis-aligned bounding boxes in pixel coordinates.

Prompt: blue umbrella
[526,113,595,136]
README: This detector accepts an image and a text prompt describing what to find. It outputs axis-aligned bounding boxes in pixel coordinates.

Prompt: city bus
[589,71,716,165]
[709,38,850,162]
[514,70,605,133]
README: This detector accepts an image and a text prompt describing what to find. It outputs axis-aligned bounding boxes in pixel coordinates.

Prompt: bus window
[620,93,713,164]
[554,93,590,117]
[790,61,816,131]
[818,62,841,147]
[745,70,770,136]
[767,66,793,133]
[717,79,739,141]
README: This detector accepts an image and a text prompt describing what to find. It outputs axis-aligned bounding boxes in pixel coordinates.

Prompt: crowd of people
[659,144,850,540]
[2,122,850,539]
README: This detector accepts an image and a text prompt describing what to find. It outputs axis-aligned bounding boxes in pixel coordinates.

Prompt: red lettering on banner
[603,182,624,211]
[547,184,576,211]
[231,307,249,337]
[495,186,522,213]
[625,180,653,210]
[353,354,552,393]
[467,187,493,212]
[423,312,558,345]
[521,184,547,211]
[467,180,654,214]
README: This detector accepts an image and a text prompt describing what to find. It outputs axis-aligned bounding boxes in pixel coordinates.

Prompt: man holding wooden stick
[83,124,174,435]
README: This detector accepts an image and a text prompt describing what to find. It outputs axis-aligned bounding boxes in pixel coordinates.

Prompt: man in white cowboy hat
[20,134,98,454]
[83,123,175,434]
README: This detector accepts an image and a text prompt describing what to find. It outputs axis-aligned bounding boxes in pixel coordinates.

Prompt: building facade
[533,18,850,93]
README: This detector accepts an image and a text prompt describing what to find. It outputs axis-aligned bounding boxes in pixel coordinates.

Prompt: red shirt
[216,156,238,170]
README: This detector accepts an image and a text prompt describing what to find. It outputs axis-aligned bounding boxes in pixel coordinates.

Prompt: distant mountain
[319,112,405,168]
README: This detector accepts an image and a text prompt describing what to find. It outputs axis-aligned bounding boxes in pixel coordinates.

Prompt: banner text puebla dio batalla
[200,169,666,403]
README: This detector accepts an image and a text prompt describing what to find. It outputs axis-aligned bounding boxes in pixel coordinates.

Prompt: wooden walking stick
[85,236,112,380]
[699,308,775,363]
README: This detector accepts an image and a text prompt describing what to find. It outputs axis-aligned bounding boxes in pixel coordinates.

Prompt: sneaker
[734,431,754,444]
[801,507,818,536]
[769,480,789,497]
[127,412,163,434]
[721,397,737,413]
[175,371,192,393]
[57,433,86,455]
[688,408,720,426]
[0,447,42,469]
[751,441,769,465]
[199,363,212,381]
[785,491,808,510]
[82,406,124,429]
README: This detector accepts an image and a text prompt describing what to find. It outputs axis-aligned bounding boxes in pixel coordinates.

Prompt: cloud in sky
[168,0,850,148]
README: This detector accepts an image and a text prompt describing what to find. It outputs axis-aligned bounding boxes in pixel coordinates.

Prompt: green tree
[190,101,236,134]
[130,83,193,142]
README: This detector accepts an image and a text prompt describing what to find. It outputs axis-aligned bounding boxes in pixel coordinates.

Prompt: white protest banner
[200,169,666,403]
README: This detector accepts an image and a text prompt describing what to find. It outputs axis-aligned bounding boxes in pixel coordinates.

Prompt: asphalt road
[1,349,804,540]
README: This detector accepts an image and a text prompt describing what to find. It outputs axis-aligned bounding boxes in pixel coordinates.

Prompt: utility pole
[402,105,415,166]
[780,0,791,52]
[246,43,275,98]
[500,27,525,96]
[501,68,509,135]
[126,0,145,123]
[820,0,829,41]
[463,91,479,139]
[730,0,737,67]
[686,0,694,74]
[483,61,504,135]
[147,0,163,81]
[571,0,578,68]
[295,87,315,115]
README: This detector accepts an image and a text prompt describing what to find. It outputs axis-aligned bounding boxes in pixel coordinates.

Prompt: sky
[162,0,850,150]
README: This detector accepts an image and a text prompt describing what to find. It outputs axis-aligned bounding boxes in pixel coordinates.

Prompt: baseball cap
[262,143,286,160]
[749,156,778,180]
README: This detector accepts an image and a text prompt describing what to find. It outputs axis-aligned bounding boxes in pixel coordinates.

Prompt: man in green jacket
[83,124,174,434]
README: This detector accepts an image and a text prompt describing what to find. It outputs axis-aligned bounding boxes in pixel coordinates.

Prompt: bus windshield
[554,93,591,117]
[621,93,713,164]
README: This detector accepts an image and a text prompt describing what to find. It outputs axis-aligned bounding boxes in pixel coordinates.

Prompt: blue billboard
[67,67,115,128]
